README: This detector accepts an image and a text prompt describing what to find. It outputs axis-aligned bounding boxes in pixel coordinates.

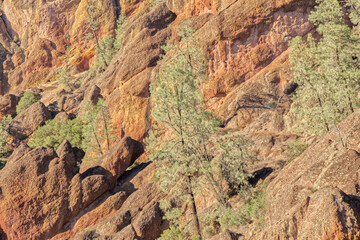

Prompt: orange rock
[261,110,360,239]
[70,0,117,50]
[0,137,143,240]
[120,0,146,16]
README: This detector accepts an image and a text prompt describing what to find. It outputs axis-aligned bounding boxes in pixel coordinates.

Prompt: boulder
[81,136,144,184]
[72,191,128,235]
[58,91,84,113]
[11,50,25,67]
[0,145,71,240]
[84,84,101,105]
[0,136,144,240]
[72,183,165,240]
[5,101,51,141]
[0,94,20,119]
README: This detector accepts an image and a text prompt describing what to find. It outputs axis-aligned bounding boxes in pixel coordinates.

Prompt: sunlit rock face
[3,0,358,240]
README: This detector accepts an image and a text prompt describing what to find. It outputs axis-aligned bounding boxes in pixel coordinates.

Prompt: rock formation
[0,0,358,239]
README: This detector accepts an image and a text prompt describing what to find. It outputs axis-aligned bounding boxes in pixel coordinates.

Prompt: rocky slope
[0,0,359,239]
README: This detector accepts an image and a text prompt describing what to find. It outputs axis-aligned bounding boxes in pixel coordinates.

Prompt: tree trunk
[186,175,202,239]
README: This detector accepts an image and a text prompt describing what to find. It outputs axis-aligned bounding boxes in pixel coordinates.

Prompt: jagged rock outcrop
[72,183,165,240]
[91,2,176,141]
[0,137,144,240]
[80,0,315,143]
[260,110,360,239]
[0,0,118,92]
[5,101,51,140]
[2,0,359,239]
[0,93,20,119]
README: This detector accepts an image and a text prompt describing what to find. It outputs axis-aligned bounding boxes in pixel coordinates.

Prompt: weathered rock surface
[90,2,176,141]
[2,0,359,239]
[0,93,20,119]
[260,110,360,239]
[0,136,143,240]
[72,183,166,240]
[5,101,51,140]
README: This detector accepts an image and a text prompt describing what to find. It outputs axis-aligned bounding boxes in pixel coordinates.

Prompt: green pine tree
[81,98,113,155]
[28,118,84,150]
[57,68,74,91]
[147,21,253,239]
[86,1,127,78]
[290,0,360,137]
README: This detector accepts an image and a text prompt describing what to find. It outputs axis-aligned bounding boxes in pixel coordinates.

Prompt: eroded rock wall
[1,0,358,239]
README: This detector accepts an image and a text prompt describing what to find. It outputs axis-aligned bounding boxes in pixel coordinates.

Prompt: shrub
[201,187,266,234]
[0,115,12,157]
[237,188,266,227]
[16,91,41,115]
[28,118,84,150]
[157,226,184,240]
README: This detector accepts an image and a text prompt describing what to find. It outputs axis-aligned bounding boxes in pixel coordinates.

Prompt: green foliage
[202,187,266,233]
[80,98,114,155]
[286,139,309,163]
[13,36,18,43]
[237,188,266,227]
[88,35,118,78]
[126,160,141,171]
[86,0,100,35]
[0,115,12,156]
[28,118,84,150]
[289,0,360,136]
[66,45,72,54]
[147,21,253,238]
[347,0,360,25]
[157,226,184,240]
[57,68,74,91]
[215,133,253,193]
[16,91,41,115]
[0,160,6,170]
[29,98,114,155]
[114,15,127,50]
[147,20,211,238]
[87,6,127,78]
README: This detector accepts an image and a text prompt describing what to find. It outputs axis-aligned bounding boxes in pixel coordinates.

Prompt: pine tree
[57,68,73,91]
[87,11,127,78]
[81,98,113,155]
[290,0,360,137]
[147,21,252,239]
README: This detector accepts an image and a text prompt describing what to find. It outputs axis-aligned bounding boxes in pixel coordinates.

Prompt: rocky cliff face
[0,0,359,239]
